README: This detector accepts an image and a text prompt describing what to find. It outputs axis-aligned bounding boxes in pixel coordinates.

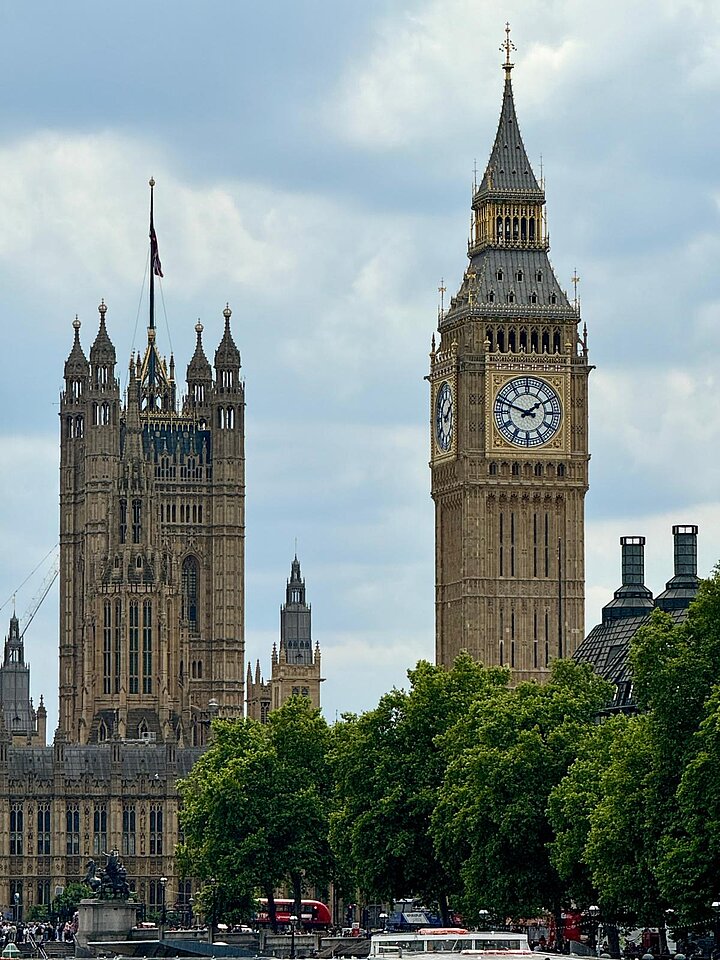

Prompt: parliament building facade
[0,286,321,920]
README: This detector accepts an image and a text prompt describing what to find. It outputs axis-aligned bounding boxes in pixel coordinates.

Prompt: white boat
[369,928,535,959]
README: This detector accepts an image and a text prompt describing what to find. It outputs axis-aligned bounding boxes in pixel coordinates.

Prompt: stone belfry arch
[58,183,246,745]
[429,27,591,681]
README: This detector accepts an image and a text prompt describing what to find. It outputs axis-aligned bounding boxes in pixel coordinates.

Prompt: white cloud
[327,0,720,153]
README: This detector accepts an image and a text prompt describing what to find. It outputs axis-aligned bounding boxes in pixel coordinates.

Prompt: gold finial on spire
[571,269,580,309]
[500,22,516,73]
[438,278,446,321]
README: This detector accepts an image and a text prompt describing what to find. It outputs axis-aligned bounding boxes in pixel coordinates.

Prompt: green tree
[431,659,610,925]
[266,697,334,915]
[656,686,720,923]
[330,654,509,920]
[581,713,667,924]
[51,883,93,923]
[178,697,333,931]
[547,714,628,908]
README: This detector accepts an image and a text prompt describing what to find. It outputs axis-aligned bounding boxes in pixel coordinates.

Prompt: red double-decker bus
[255,898,332,929]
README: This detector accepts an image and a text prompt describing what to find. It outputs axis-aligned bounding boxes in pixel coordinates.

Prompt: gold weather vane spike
[501,22,516,72]
[571,269,580,309]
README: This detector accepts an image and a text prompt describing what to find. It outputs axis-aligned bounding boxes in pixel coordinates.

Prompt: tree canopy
[178,697,333,928]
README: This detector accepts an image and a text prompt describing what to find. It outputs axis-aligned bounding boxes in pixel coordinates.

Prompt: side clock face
[494,376,562,447]
[435,381,454,452]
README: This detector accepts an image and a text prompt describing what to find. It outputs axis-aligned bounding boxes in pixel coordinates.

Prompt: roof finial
[500,22,516,74]
[438,278,446,322]
[571,268,580,310]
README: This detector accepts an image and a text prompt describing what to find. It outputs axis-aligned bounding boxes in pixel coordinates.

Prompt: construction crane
[19,553,59,639]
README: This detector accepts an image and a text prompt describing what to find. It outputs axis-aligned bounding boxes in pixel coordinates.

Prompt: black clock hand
[501,400,541,417]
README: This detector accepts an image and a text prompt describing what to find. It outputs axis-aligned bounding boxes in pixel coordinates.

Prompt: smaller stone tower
[0,614,47,746]
[246,556,323,721]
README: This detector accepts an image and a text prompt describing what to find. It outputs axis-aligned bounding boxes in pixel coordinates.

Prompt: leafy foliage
[431,659,611,920]
[51,883,93,922]
[178,697,333,926]
[330,655,508,918]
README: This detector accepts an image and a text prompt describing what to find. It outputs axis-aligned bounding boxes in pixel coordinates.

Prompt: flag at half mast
[149,177,163,278]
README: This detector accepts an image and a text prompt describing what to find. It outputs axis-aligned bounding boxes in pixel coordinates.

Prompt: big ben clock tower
[430,27,590,681]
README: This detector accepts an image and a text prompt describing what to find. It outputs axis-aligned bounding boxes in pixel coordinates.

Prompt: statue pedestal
[76,899,138,947]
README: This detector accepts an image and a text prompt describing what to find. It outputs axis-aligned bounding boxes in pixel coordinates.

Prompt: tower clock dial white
[435,381,454,452]
[493,376,562,447]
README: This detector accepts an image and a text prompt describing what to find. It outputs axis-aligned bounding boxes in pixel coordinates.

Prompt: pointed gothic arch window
[507,292,515,304]
[553,328,561,352]
[530,292,538,304]
[531,329,539,352]
[508,329,517,352]
[489,462,498,476]
[521,217,527,241]
[519,328,527,352]
[98,719,108,743]
[504,216,511,239]
[557,464,565,477]
[496,268,503,281]
[497,328,505,352]
[182,556,199,632]
[132,500,142,544]
[550,293,557,305]
[512,216,519,240]
[516,270,523,282]
[542,329,550,353]
[138,718,148,739]
[488,290,494,303]
[486,327,494,350]
[536,270,543,282]
[529,218,536,241]
[496,216,503,240]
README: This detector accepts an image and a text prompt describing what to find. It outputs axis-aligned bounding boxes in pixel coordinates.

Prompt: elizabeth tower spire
[429,28,590,680]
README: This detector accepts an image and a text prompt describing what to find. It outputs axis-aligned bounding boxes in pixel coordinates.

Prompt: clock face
[494,376,562,447]
[435,381,454,452]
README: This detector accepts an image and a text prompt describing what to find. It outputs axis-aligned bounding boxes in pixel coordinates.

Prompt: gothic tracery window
[182,556,200,631]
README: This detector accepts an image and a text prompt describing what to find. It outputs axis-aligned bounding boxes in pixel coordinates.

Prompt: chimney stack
[655,525,700,612]
[602,536,654,624]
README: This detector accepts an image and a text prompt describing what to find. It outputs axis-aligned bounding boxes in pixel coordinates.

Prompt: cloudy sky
[2,0,720,733]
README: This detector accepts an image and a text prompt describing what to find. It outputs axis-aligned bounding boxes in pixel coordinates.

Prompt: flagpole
[149,177,156,332]
[148,177,157,401]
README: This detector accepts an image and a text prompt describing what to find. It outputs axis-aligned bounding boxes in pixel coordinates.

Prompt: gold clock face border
[432,375,457,460]
[486,371,568,455]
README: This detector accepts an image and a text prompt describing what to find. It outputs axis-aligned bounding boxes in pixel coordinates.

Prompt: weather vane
[501,22,516,71]
[438,278,446,318]
[571,269,580,308]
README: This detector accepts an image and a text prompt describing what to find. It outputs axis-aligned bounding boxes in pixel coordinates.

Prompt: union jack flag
[150,225,163,278]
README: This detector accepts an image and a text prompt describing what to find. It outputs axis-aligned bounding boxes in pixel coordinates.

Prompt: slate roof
[6,743,204,784]
[574,609,689,713]
[478,72,542,196]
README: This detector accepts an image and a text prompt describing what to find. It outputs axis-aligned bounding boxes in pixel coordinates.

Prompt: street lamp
[13,892,19,926]
[290,914,298,960]
[478,910,489,931]
[712,901,720,952]
[379,913,388,933]
[588,905,600,954]
[159,877,168,940]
